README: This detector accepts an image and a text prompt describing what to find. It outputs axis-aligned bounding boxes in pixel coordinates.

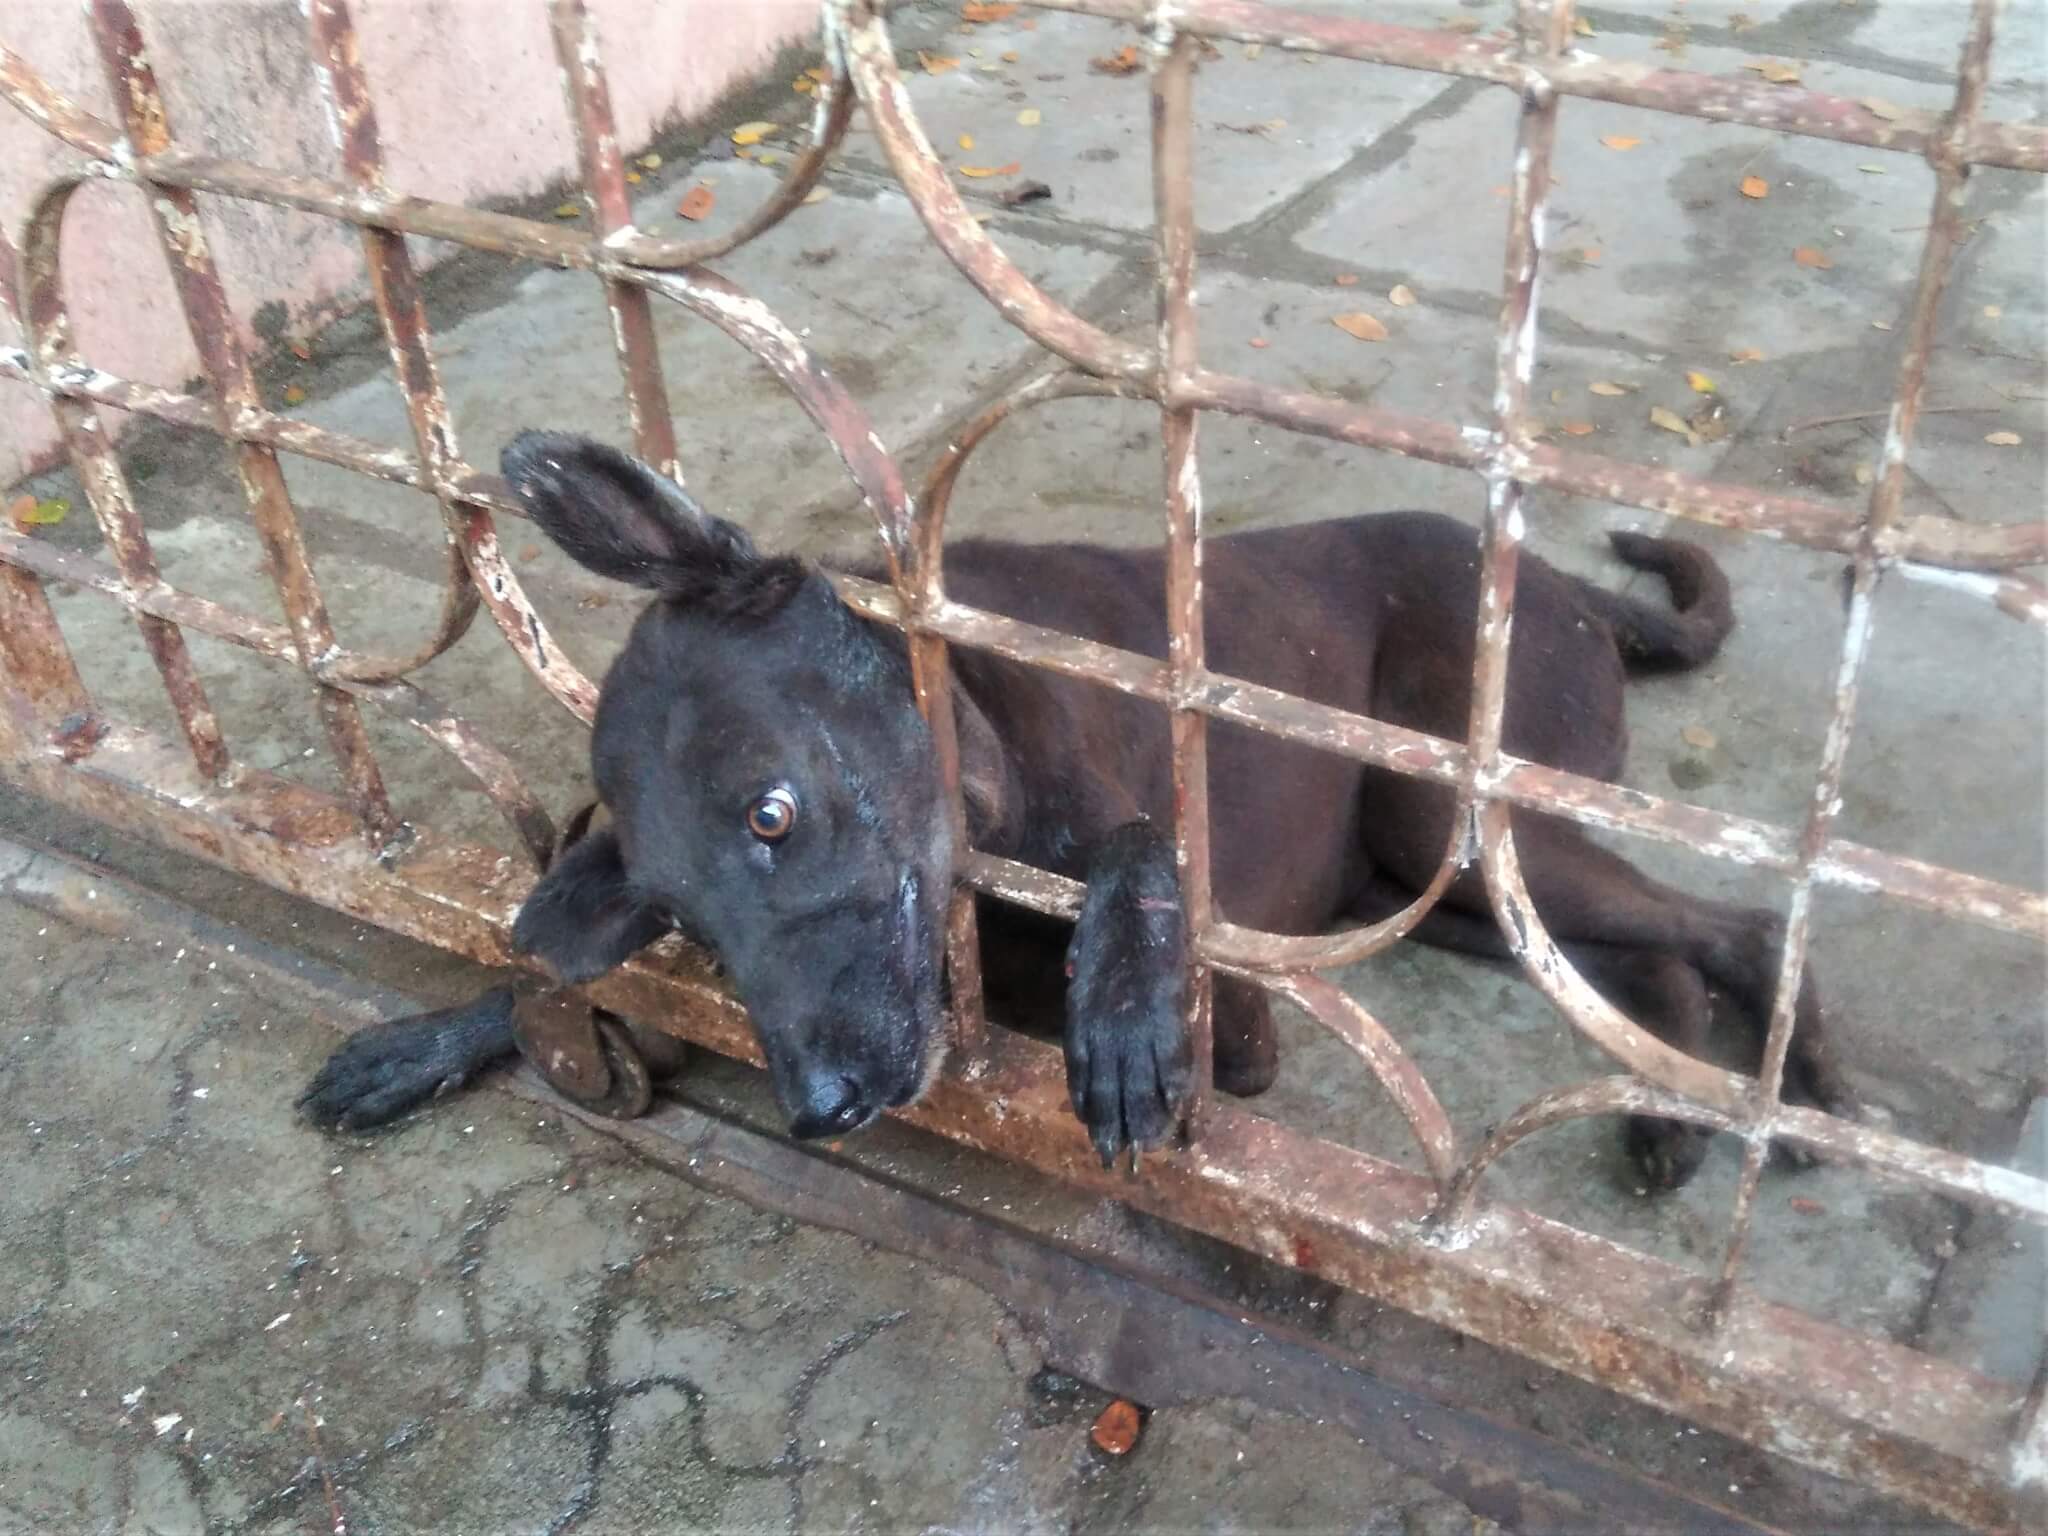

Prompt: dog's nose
[787,1073,868,1140]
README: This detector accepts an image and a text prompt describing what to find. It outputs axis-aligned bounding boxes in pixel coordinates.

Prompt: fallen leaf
[519,543,542,562]
[1870,319,1892,331]
[802,186,832,204]
[961,0,1018,19]
[1244,42,1264,58]
[958,161,1023,178]
[1573,16,1594,35]
[805,66,831,82]
[282,384,307,406]
[1248,336,1270,349]
[1854,462,1874,485]
[1091,1400,1143,1457]
[1729,346,1765,363]
[625,170,642,184]
[1090,45,1141,75]
[1388,283,1417,307]
[918,51,960,75]
[639,151,663,170]
[1986,431,2022,446]
[1561,420,1596,436]
[1017,107,1041,126]
[1984,304,2002,319]
[1443,17,1481,34]
[755,150,782,168]
[1686,370,1716,394]
[1859,96,1905,122]
[676,183,716,221]
[1857,163,1886,174]
[1681,724,1717,749]
[552,201,583,219]
[731,120,778,145]
[958,132,976,151]
[288,338,312,360]
[1788,1196,1826,1215]
[13,494,68,527]
[1600,134,1642,151]
[1333,273,1360,288]
[1332,311,1389,342]
[1793,245,1833,269]
[1743,59,1802,84]
[1564,245,1602,266]
[1740,174,1770,199]
[1650,404,1699,444]
[793,76,814,94]
[1589,381,1629,396]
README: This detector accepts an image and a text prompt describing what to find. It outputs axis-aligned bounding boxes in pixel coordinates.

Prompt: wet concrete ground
[1,0,2043,1529]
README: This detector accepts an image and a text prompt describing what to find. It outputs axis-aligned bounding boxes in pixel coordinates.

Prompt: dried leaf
[1091,1400,1142,1457]
[802,186,832,205]
[1589,381,1629,396]
[805,66,831,82]
[1681,724,1717,750]
[1686,370,1716,394]
[282,384,307,406]
[1244,42,1264,58]
[961,1,1019,19]
[958,162,1022,178]
[676,183,716,221]
[1332,311,1389,342]
[1740,174,1770,199]
[1387,284,1417,308]
[1573,16,1594,35]
[1793,245,1833,269]
[756,150,782,168]
[958,133,975,151]
[1017,107,1041,126]
[732,120,778,145]
[1649,404,1699,444]
[1333,273,1360,288]
[1788,1196,1826,1215]
[1090,45,1141,75]
[1870,319,1892,331]
[552,201,583,219]
[1600,134,1642,151]
[1859,96,1905,122]
[288,338,312,361]
[639,152,663,170]
[1857,163,1886,174]
[1743,59,1802,84]
[1854,462,1874,485]
[1729,346,1765,363]
[1986,431,2022,446]
[1983,304,2002,319]
[793,76,814,94]
[13,495,68,527]
[1248,336,1270,349]
[918,51,960,75]
[1561,421,1596,436]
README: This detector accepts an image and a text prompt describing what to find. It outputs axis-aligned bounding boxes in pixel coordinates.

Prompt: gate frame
[1,1,2044,1527]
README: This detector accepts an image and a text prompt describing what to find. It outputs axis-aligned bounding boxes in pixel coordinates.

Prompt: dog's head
[501,432,955,1138]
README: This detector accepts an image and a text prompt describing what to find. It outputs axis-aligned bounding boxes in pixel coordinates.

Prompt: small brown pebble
[1091,1398,1142,1456]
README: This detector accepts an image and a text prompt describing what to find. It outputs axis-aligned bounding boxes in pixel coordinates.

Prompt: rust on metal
[0,0,2043,1527]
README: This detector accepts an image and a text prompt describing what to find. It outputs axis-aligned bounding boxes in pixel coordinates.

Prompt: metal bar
[0,563,98,760]
[1151,23,1216,1121]
[84,0,399,848]
[0,727,2034,1532]
[547,0,682,480]
[1707,0,2001,1328]
[4,219,229,779]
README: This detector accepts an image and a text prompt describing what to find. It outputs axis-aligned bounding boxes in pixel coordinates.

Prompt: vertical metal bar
[4,219,228,778]
[1707,0,1998,1322]
[1152,21,1214,1126]
[548,0,682,482]
[86,0,400,848]
[303,0,480,683]
[0,562,98,759]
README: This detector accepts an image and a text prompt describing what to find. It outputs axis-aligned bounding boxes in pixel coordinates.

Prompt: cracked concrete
[1,0,2044,1529]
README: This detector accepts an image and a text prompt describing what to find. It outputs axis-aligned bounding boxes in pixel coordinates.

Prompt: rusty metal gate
[2,0,2044,1526]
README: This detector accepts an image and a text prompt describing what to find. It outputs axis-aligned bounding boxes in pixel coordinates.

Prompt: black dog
[301,432,1853,1187]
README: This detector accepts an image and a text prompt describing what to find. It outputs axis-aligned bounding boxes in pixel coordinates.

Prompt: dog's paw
[1065,822,1193,1170]
[1625,1114,1714,1191]
[297,990,516,1131]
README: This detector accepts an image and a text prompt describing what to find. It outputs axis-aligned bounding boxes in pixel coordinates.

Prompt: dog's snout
[787,1071,869,1140]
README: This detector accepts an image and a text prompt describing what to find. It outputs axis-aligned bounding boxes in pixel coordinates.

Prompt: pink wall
[0,0,814,484]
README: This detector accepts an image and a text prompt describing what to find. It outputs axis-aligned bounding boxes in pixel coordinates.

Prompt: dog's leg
[1064,821,1194,1168]
[1213,979,1278,1097]
[297,987,520,1130]
[1571,945,1718,1189]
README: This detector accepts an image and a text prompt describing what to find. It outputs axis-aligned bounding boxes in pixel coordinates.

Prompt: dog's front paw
[1065,823,1194,1170]
[298,989,516,1131]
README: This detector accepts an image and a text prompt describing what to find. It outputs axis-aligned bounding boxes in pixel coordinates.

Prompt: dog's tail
[1574,530,1734,673]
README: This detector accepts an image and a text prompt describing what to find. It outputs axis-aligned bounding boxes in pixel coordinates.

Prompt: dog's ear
[501,431,800,609]
[511,826,668,983]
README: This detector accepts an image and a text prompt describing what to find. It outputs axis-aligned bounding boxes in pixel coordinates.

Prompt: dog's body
[302,435,1852,1186]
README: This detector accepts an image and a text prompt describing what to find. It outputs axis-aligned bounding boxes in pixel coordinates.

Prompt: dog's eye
[745,787,798,844]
